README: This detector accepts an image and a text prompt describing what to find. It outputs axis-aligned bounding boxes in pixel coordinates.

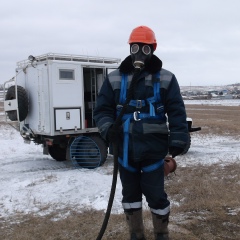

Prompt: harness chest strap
[118,72,165,172]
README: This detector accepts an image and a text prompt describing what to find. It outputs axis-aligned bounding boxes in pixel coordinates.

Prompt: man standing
[94,26,188,240]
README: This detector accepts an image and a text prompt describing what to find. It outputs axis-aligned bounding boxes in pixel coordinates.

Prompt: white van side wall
[17,61,84,136]
[50,62,83,134]
[13,55,120,137]
[50,62,83,108]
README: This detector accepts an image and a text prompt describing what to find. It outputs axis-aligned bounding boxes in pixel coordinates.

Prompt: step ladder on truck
[2,53,201,169]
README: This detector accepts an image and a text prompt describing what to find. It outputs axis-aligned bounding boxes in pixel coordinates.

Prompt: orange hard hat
[128,26,157,51]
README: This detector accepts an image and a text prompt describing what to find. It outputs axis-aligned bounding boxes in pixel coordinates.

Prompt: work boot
[151,212,169,240]
[125,209,146,240]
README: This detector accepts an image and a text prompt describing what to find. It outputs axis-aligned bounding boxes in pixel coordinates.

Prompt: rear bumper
[189,127,201,133]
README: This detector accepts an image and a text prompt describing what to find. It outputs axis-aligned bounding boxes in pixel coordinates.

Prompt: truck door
[83,67,104,128]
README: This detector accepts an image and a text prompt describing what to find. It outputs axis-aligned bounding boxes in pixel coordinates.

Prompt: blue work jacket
[93,55,188,162]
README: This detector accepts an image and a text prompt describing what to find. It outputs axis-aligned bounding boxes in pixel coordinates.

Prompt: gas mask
[130,43,153,69]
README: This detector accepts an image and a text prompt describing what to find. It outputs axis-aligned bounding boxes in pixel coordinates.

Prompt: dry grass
[168,162,240,240]
[1,104,240,239]
[186,104,240,136]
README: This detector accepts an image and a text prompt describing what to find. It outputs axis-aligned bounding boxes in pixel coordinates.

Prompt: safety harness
[117,71,166,172]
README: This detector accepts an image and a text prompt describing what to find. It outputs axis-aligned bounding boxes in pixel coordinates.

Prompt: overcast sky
[1,0,240,86]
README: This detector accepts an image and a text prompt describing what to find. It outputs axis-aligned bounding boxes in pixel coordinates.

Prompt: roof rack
[17,53,121,67]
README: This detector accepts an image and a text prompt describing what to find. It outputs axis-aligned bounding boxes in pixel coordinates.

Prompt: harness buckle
[116,104,123,110]
[133,111,141,121]
[136,100,142,108]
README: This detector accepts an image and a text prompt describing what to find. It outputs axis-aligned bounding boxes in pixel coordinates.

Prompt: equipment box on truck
[3,53,201,168]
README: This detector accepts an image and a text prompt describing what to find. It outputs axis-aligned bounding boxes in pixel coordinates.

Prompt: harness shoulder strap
[119,72,162,105]
[152,71,161,103]
[119,74,128,105]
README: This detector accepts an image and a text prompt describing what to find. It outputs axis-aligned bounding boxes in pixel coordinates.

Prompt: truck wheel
[182,133,191,155]
[48,144,67,161]
[70,134,107,169]
[5,85,28,121]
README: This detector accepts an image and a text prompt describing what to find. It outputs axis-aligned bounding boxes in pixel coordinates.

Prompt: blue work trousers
[118,160,170,211]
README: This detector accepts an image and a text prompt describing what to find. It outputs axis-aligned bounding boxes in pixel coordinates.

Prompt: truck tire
[182,133,191,155]
[5,85,28,121]
[70,134,107,169]
[48,144,67,161]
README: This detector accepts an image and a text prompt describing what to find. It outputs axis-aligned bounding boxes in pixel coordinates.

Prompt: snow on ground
[0,99,240,219]
[0,124,124,218]
[184,99,240,106]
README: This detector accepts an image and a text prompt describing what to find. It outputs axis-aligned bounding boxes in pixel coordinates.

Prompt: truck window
[59,69,75,80]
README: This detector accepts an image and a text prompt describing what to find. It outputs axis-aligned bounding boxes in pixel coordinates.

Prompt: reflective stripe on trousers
[119,163,170,213]
[122,201,142,209]
[151,205,170,215]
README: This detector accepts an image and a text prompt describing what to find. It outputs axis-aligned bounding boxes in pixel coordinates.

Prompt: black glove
[107,124,122,143]
[169,146,184,158]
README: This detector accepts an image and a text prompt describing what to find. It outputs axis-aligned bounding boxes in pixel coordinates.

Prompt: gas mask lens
[131,44,151,55]
[142,45,151,55]
[131,44,139,54]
